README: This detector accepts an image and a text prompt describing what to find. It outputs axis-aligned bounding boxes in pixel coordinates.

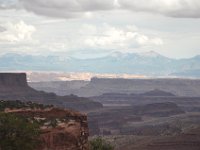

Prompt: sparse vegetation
[0,100,53,111]
[0,113,40,150]
[89,137,114,150]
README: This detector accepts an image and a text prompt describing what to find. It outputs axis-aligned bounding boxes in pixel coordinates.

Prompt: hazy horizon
[1,0,200,60]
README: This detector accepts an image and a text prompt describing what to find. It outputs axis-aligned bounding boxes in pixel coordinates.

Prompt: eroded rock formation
[0,73,102,111]
[9,108,89,150]
[0,73,28,87]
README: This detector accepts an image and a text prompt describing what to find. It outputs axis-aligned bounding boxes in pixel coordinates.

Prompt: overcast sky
[0,0,200,58]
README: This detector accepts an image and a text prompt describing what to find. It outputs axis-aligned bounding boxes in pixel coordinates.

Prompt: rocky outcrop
[0,73,28,87]
[0,73,102,111]
[9,108,89,150]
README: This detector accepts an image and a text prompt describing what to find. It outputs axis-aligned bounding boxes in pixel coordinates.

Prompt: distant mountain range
[1,51,200,77]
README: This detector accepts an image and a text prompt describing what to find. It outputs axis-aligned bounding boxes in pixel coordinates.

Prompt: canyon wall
[0,73,28,87]
[9,108,89,150]
[0,73,102,111]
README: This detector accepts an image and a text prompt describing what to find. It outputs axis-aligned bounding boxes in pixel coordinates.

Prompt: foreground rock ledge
[7,108,89,150]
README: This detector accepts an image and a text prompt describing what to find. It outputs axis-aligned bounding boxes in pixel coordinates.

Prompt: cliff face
[0,73,28,87]
[63,77,200,97]
[10,108,89,150]
[0,73,102,111]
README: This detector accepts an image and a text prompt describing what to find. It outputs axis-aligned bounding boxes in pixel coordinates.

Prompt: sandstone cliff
[8,108,89,150]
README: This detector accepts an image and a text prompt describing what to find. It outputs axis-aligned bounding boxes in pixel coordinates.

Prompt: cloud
[2,0,200,18]
[118,0,200,18]
[18,0,115,18]
[82,24,163,50]
[18,23,162,55]
[0,26,6,32]
[14,0,200,18]
[0,21,36,43]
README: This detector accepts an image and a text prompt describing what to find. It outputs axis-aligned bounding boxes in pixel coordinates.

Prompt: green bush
[0,113,40,150]
[90,137,114,150]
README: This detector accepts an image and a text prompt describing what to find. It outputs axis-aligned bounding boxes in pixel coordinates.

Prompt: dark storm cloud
[18,0,116,18]
[2,0,200,18]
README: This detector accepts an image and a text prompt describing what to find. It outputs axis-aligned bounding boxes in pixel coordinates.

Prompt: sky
[0,0,200,59]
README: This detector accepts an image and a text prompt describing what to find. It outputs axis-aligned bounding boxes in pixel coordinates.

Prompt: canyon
[1,73,200,150]
[30,77,200,97]
[0,73,102,112]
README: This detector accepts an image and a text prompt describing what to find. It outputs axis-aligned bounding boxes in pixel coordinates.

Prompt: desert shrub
[0,113,40,150]
[90,137,114,150]
[50,119,58,128]
[0,100,53,112]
